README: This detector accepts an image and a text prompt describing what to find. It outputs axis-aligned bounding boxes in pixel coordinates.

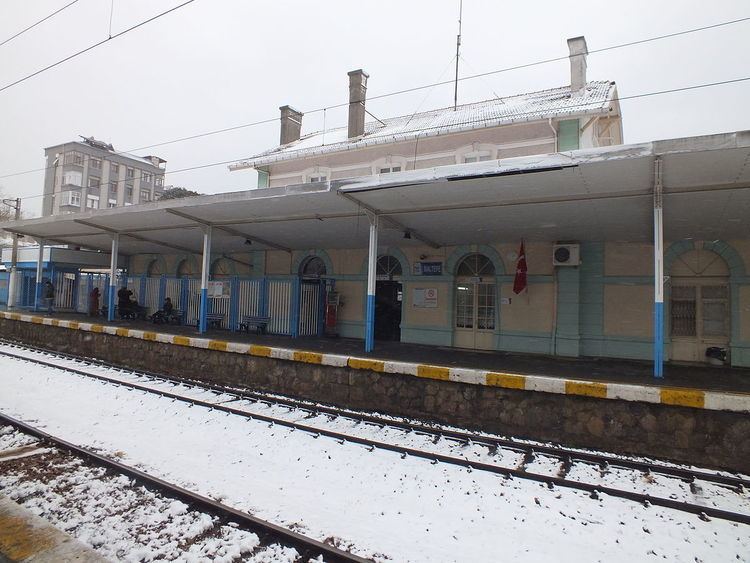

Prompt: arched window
[176,259,196,278]
[210,257,233,279]
[456,253,495,278]
[146,259,163,277]
[377,255,403,280]
[299,256,326,278]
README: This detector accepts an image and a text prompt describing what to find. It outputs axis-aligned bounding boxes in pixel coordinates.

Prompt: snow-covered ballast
[1,309,749,473]
[3,130,750,375]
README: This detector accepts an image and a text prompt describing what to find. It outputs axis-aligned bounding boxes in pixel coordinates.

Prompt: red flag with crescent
[513,241,527,294]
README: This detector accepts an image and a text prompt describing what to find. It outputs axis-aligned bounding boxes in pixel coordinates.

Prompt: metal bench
[238,315,271,335]
[197,313,225,329]
[151,309,183,325]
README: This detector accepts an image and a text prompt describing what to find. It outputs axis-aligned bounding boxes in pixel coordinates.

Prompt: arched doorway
[375,255,403,341]
[454,253,496,350]
[670,248,730,363]
[298,256,327,336]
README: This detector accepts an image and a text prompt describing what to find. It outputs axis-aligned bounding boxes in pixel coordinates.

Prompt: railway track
[0,414,370,563]
[1,341,749,527]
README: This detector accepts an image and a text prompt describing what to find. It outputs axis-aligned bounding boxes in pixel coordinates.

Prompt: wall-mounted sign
[413,287,438,308]
[208,281,229,298]
[413,261,443,276]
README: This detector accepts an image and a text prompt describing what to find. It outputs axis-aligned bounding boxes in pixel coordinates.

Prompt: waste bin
[705,346,727,366]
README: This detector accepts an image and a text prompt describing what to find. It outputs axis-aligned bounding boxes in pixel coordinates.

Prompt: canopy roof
[4,130,749,257]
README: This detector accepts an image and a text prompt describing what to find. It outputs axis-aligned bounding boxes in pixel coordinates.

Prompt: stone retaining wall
[2,317,749,472]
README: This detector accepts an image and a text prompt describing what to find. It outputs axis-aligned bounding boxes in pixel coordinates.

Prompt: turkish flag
[513,241,527,294]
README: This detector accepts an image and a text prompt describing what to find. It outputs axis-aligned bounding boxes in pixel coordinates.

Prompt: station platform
[2,310,749,410]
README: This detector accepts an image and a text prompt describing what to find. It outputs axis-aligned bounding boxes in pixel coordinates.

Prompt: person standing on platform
[89,287,100,317]
[42,280,55,314]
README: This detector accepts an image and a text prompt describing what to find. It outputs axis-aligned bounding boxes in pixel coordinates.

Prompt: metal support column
[198,226,212,333]
[365,213,379,352]
[5,198,21,308]
[34,241,45,312]
[653,158,664,379]
[107,234,119,322]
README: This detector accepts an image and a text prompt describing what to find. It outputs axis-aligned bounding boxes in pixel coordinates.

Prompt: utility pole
[2,198,21,308]
[453,0,463,110]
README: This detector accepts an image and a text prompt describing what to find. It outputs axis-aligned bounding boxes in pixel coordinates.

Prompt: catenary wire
[0,14,748,182]
[0,0,196,94]
[7,74,750,206]
[0,0,80,48]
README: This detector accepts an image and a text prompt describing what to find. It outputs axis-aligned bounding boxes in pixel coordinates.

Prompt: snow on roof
[231,81,618,169]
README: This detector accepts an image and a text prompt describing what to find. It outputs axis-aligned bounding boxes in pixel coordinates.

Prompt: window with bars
[477,283,496,330]
[455,284,474,329]
[702,285,728,337]
[671,286,696,337]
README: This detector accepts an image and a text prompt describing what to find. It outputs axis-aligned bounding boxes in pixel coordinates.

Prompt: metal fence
[3,270,328,338]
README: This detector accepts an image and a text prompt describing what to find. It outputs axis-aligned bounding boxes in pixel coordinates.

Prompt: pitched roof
[231,80,618,169]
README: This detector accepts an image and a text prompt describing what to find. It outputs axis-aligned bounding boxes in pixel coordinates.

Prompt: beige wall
[267,121,557,186]
[266,251,292,275]
[604,285,653,337]
[605,242,653,276]
[500,282,554,333]
[337,281,364,322]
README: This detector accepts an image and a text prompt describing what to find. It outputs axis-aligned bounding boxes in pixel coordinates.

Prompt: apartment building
[230,37,623,187]
[41,136,167,216]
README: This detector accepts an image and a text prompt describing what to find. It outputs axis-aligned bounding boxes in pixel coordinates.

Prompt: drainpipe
[548,119,558,152]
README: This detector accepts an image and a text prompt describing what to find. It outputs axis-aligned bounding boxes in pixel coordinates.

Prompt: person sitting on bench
[151,297,177,324]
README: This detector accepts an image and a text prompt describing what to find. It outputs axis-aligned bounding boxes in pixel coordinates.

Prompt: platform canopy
[4,131,749,256]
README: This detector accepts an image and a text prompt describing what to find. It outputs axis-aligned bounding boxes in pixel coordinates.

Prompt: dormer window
[463,153,492,163]
[372,156,407,176]
[304,166,331,183]
[457,143,497,164]
[378,165,402,174]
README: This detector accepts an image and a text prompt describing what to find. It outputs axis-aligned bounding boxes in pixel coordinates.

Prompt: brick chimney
[567,36,588,95]
[279,105,303,145]
[347,69,369,139]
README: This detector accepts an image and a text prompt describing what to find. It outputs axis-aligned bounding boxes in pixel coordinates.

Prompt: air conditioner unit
[553,244,580,266]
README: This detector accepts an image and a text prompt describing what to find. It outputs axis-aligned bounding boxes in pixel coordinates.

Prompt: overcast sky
[1,0,748,216]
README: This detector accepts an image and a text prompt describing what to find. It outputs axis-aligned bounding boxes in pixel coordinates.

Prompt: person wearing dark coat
[89,287,100,317]
[42,280,55,314]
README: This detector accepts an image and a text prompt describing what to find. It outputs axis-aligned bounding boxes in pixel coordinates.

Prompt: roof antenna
[453,0,463,111]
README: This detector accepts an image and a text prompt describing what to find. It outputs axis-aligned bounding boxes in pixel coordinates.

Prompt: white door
[454,281,496,350]
[671,283,729,362]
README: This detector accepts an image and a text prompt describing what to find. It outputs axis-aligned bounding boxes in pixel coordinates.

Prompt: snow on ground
[0,427,296,562]
[0,355,748,562]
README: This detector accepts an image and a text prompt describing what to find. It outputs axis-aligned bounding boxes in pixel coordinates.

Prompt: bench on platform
[238,315,271,335]
[150,309,183,325]
[197,313,225,329]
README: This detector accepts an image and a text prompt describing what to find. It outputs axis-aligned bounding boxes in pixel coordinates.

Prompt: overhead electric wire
[0,0,196,94]
[0,0,80,48]
[0,14,748,182]
[8,74,750,206]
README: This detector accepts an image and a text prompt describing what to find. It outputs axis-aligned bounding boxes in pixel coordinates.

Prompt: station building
[1,37,748,374]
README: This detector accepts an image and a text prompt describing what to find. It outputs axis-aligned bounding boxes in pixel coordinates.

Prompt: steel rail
[1,340,747,490]
[0,412,371,563]
[1,347,749,525]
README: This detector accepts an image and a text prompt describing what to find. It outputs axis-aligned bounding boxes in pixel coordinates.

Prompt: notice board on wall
[207,281,229,298]
[412,287,438,308]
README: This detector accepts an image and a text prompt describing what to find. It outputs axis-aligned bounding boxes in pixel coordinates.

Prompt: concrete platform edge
[0,494,108,562]
[3,311,749,414]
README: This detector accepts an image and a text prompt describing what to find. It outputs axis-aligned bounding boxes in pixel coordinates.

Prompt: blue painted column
[198,226,212,334]
[229,276,239,332]
[34,240,45,312]
[290,277,300,338]
[653,158,664,378]
[365,214,379,352]
[158,275,166,308]
[107,234,119,321]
